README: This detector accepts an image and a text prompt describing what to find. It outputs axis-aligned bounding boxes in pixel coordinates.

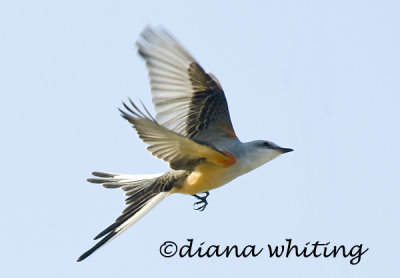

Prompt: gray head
[243,140,293,171]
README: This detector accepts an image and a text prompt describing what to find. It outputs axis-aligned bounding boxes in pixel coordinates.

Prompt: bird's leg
[192,191,210,211]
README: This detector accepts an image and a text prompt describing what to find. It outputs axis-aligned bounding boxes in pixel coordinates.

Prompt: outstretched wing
[137,26,238,142]
[119,99,236,170]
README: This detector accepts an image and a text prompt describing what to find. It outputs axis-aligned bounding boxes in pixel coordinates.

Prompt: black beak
[277,147,293,154]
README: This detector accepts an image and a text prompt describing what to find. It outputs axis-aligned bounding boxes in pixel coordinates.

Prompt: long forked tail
[77,171,170,262]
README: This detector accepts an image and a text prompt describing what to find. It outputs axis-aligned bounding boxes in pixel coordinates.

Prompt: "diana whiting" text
[159,238,368,265]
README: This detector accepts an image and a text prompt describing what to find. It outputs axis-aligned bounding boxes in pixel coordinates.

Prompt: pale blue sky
[1,0,399,277]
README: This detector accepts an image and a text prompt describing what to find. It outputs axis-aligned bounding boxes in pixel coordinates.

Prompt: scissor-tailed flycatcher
[77,26,293,261]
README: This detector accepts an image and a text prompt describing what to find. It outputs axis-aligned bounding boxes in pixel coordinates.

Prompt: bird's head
[243,140,293,170]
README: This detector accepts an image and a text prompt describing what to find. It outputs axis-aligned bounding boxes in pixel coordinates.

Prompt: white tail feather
[78,171,171,261]
[115,192,170,235]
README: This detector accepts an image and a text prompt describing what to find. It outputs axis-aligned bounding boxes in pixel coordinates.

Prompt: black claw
[192,191,210,211]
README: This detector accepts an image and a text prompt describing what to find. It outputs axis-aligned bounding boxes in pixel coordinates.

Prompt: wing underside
[137,26,237,142]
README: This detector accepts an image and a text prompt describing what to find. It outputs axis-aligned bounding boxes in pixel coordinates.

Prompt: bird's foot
[192,191,210,211]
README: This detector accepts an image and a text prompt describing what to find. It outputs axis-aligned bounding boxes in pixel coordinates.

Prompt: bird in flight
[77,26,293,262]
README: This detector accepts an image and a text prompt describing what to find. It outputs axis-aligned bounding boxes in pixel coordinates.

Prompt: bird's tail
[77,171,170,262]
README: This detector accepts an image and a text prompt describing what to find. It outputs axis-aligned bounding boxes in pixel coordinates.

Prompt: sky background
[1,0,399,277]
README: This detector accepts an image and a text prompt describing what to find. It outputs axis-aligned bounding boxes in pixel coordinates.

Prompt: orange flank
[185,142,236,168]
[204,149,236,168]
[219,151,237,167]
[173,161,236,195]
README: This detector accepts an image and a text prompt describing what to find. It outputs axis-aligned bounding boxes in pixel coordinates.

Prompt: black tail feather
[78,171,176,262]
[77,231,117,262]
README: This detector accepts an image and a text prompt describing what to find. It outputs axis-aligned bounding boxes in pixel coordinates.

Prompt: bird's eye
[262,142,270,148]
